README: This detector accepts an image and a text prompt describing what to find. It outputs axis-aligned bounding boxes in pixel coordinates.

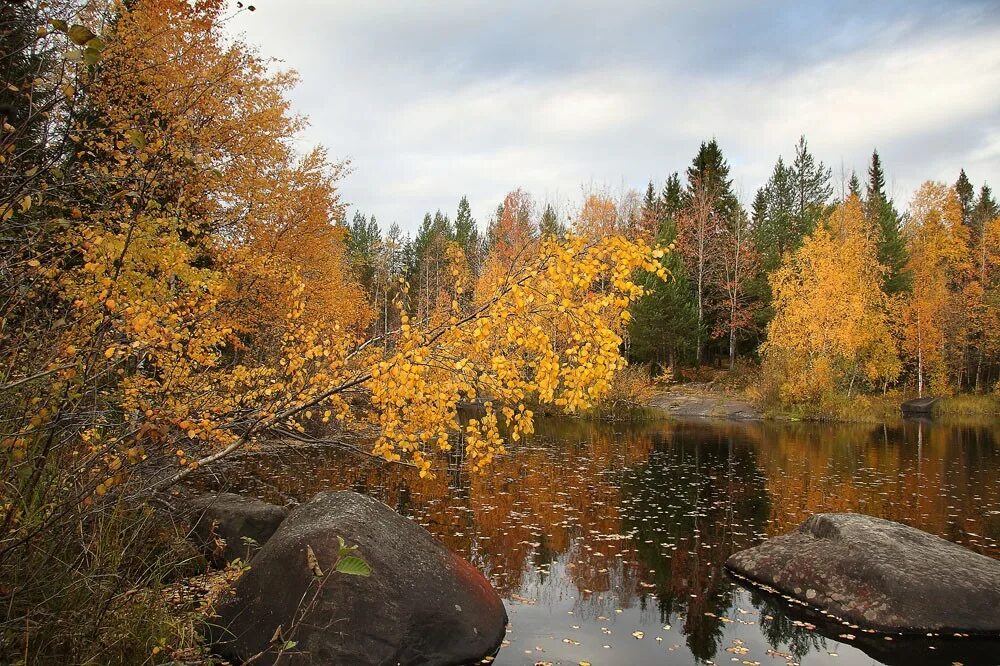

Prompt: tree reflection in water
[194,416,1000,665]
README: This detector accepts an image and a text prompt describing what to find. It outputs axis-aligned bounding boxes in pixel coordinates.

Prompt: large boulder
[207,491,508,665]
[726,513,1000,635]
[188,493,288,566]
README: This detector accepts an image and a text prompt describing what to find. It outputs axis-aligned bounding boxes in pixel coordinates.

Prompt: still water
[202,416,1000,666]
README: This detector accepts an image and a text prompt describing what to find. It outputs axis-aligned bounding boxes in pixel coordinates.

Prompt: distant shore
[648,383,1000,424]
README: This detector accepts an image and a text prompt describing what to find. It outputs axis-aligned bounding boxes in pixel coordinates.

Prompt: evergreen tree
[639,181,659,237]
[791,135,832,237]
[409,210,457,318]
[750,187,767,229]
[864,150,910,294]
[345,211,381,291]
[539,203,564,239]
[678,140,741,364]
[848,171,862,198]
[644,181,657,210]
[628,217,699,372]
[659,172,683,226]
[955,169,975,228]
[454,195,479,259]
[753,156,797,272]
[484,202,504,256]
[683,139,738,218]
[971,184,998,240]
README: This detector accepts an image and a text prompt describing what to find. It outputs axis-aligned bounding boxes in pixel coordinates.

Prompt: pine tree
[628,217,698,373]
[864,150,910,295]
[955,169,975,227]
[677,140,742,364]
[484,202,505,256]
[791,135,832,238]
[848,171,862,198]
[684,139,739,219]
[754,156,796,272]
[750,187,767,229]
[454,196,479,271]
[971,184,998,239]
[345,211,381,291]
[539,203,564,239]
[644,181,656,210]
[659,173,683,226]
[639,181,659,238]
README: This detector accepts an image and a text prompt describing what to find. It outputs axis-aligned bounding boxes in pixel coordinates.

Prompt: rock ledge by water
[725,513,1000,635]
[207,491,508,666]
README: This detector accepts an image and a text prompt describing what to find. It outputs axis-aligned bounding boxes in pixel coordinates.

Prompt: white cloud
[227,0,1000,230]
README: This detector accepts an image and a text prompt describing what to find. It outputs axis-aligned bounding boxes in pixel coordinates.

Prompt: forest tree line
[344,139,1000,405]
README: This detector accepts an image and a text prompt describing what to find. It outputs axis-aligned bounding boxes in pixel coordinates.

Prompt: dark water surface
[200,417,1000,665]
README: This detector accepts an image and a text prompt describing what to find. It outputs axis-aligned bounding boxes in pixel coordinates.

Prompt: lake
[200,416,1000,665]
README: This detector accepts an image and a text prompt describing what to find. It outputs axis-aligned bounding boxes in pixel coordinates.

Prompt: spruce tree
[659,172,683,226]
[955,169,975,227]
[484,202,504,256]
[454,196,479,258]
[628,216,699,372]
[791,135,832,237]
[539,203,564,239]
[848,171,862,198]
[972,184,998,240]
[345,211,381,292]
[684,139,739,219]
[864,150,910,295]
[754,156,796,271]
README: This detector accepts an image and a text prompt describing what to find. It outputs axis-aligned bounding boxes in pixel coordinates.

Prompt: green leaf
[85,37,105,51]
[335,555,371,577]
[49,19,68,32]
[67,24,96,46]
[336,534,358,558]
[125,129,146,150]
[83,47,102,66]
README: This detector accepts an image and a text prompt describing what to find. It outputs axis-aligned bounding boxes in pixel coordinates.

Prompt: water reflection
[196,417,1000,665]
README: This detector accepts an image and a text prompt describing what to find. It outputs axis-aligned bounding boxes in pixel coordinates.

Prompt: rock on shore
[207,491,508,665]
[725,513,1000,635]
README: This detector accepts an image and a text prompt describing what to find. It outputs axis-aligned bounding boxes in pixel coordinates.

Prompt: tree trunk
[917,312,924,398]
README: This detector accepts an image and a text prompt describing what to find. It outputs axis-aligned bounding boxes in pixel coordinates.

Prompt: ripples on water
[195,417,1000,666]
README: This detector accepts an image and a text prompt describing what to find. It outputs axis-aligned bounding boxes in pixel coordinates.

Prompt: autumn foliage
[762,195,899,403]
[0,1,668,660]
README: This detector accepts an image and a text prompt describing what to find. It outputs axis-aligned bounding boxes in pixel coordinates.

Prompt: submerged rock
[207,491,508,666]
[188,492,288,566]
[726,513,1000,635]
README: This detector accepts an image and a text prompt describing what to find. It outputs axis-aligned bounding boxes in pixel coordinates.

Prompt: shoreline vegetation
[591,364,1000,424]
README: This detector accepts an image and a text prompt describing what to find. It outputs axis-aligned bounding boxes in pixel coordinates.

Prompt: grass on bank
[0,483,215,665]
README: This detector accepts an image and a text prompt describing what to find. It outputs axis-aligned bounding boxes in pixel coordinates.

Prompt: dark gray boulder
[207,491,508,665]
[188,493,287,566]
[726,513,1000,635]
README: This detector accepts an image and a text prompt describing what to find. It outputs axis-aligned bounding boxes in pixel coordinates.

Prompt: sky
[227,0,1000,233]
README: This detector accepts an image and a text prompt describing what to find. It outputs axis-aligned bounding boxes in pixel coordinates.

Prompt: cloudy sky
[228,0,1000,232]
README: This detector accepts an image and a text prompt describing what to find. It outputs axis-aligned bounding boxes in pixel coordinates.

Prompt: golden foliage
[899,182,970,395]
[762,195,899,403]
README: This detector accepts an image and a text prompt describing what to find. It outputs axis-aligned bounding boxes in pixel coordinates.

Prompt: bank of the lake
[648,382,1000,424]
